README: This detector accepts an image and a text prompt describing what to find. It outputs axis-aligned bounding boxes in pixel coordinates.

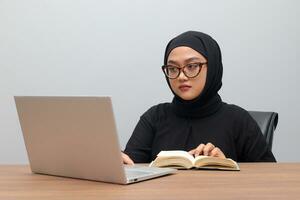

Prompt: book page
[157,151,195,163]
[194,156,239,170]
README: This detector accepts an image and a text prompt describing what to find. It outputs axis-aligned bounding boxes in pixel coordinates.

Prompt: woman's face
[167,46,207,101]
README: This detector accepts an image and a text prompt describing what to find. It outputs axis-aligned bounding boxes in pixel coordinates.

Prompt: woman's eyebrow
[167,57,204,65]
[167,60,178,65]
[185,57,202,63]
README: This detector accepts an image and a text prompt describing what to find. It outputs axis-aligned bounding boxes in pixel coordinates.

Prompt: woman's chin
[177,93,197,101]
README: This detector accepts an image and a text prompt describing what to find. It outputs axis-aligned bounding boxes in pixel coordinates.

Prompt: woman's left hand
[188,142,226,158]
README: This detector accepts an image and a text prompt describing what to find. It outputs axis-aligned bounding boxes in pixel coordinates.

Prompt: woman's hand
[121,152,134,165]
[188,142,225,158]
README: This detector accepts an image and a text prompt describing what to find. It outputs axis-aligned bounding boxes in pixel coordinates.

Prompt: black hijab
[164,31,223,118]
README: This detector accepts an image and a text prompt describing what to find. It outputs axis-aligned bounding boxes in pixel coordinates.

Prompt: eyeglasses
[162,62,207,79]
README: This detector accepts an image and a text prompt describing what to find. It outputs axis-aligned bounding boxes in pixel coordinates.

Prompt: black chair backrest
[248,111,278,150]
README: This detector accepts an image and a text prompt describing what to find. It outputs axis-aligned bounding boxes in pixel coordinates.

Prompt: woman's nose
[177,70,188,81]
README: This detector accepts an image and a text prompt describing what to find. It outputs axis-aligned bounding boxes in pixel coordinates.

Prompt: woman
[122,31,276,164]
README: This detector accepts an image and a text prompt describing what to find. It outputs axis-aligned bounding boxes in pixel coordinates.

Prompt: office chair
[248,111,278,150]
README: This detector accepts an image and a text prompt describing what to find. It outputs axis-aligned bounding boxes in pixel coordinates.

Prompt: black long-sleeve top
[124,102,276,163]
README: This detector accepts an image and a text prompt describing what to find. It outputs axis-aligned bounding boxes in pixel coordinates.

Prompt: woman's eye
[186,64,198,70]
[168,67,178,73]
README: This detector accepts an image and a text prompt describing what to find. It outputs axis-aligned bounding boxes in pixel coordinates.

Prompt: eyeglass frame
[161,62,208,79]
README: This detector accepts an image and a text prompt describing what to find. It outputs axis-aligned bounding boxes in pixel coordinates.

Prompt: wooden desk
[1,163,299,199]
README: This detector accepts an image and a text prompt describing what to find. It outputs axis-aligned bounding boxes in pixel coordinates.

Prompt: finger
[122,153,134,165]
[209,147,219,157]
[203,142,215,156]
[210,147,226,158]
[194,143,205,157]
[188,149,196,155]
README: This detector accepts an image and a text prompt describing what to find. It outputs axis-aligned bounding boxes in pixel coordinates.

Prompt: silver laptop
[14,96,176,184]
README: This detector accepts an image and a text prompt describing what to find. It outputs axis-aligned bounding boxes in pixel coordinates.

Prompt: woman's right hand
[121,152,134,165]
[188,142,226,158]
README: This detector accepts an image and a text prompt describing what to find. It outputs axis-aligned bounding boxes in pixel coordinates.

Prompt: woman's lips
[179,85,192,92]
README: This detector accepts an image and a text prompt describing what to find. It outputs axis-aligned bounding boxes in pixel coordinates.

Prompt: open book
[149,150,240,171]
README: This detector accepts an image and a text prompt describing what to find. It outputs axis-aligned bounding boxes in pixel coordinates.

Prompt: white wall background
[1,0,299,163]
